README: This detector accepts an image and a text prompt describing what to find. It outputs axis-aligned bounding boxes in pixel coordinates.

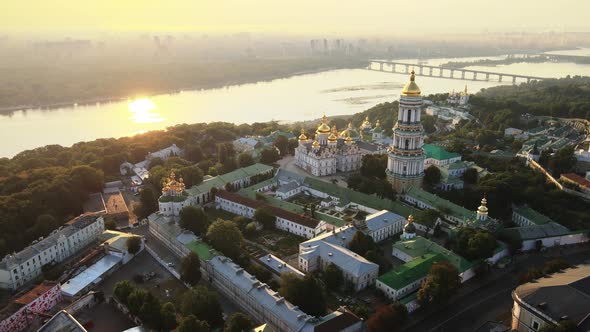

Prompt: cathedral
[294,115,363,176]
[386,70,426,193]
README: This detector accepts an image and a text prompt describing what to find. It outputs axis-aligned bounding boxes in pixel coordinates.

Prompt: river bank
[0,58,367,115]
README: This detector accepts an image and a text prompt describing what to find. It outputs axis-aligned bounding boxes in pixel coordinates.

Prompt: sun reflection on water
[128,98,164,123]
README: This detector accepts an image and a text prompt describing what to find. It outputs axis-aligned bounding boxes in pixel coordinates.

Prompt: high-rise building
[386,71,426,193]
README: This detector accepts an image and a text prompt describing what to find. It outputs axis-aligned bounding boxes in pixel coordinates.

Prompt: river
[2,50,590,158]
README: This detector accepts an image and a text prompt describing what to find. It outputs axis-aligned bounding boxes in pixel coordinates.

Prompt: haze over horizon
[3,0,590,37]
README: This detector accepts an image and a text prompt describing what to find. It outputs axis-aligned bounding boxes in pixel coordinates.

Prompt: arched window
[407,110,412,123]
[405,139,409,150]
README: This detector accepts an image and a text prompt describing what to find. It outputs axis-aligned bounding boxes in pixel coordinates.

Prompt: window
[531,320,540,331]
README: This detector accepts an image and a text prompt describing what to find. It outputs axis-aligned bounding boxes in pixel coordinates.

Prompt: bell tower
[386,70,425,193]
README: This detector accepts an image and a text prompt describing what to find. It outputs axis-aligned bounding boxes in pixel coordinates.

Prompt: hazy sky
[3,0,589,36]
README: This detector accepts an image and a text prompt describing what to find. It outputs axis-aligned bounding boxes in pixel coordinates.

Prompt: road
[405,246,590,331]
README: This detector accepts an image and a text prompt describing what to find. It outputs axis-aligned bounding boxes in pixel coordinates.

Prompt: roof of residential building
[500,222,576,241]
[513,264,590,328]
[405,187,476,221]
[14,281,59,305]
[259,254,305,277]
[423,144,461,161]
[186,163,274,196]
[216,190,321,229]
[513,206,553,225]
[378,253,448,290]
[100,230,139,253]
[300,241,378,278]
[186,240,216,261]
[37,310,87,332]
[392,236,474,273]
[209,256,314,330]
[561,173,590,189]
[365,210,405,233]
[313,311,361,332]
[61,254,122,297]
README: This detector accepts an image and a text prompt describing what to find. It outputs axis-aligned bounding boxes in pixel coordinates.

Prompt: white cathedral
[294,116,363,176]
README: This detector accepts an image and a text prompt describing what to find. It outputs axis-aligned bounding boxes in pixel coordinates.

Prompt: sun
[128,98,164,123]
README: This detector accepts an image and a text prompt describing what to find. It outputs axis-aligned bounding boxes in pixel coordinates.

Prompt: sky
[3,0,590,36]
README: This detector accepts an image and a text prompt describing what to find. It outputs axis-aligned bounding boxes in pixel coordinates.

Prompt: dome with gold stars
[316,114,331,134]
[328,125,339,142]
[401,70,421,96]
[298,128,308,141]
[339,122,360,140]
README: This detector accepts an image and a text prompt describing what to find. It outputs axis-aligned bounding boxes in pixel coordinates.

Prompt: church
[294,116,363,176]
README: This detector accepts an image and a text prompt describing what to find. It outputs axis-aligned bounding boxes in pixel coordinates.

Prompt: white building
[215,190,327,239]
[120,144,182,184]
[208,256,362,332]
[158,163,274,217]
[298,226,379,292]
[386,71,426,193]
[446,85,470,106]
[294,118,363,176]
[0,214,105,290]
[363,210,405,242]
[233,137,260,153]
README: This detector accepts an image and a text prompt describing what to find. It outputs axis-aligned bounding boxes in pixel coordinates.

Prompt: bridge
[368,60,547,84]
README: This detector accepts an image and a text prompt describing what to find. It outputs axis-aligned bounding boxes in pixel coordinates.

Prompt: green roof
[186,163,273,196]
[399,292,418,305]
[392,236,474,273]
[513,206,553,225]
[447,161,468,170]
[423,144,461,161]
[500,223,585,241]
[303,177,420,218]
[406,187,476,221]
[186,240,216,260]
[378,253,447,290]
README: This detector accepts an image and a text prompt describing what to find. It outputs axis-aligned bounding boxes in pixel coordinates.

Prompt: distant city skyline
[3,0,590,37]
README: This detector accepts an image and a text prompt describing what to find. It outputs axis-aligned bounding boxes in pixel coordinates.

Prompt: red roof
[14,281,59,305]
[561,173,590,188]
[215,190,320,228]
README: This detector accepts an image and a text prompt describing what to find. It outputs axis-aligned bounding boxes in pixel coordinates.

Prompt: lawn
[204,207,239,221]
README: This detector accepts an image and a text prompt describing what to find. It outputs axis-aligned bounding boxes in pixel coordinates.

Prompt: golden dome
[298,128,308,141]
[362,116,371,127]
[401,70,421,96]
[477,197,488,213]
[317,114,331,133]
[328,125,338,141]
[312,139,320,148]
[408,215,414,223]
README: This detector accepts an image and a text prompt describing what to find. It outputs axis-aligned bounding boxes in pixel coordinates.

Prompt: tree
[348,231,376,256]
[360,154,387,179]
[548,146,576,176]
[178,315,210,332]
[279,273,327,316]
[237,153,255,168]
[253,207,276,229]
[138,292,162,329]
[32,214,61,237]
[324,263,344,291]
[104,218,117,230]
[126,236,142,255]
[463,168,478,184]
[181,286,224,327]
[160,302,178,331]
[287,138,299,155]
[180,206,209,236]
[417,262,460,306]
[424,165,441,186]
[179,165,204,187]
[181,252,202,286]
[366,303,408,332]
[224,313,254,332]
[260,148,280,164]
[185,144,205,163]
[274,135,289,156]
[127,289,148,315]
[113,280,135,304]
[206,219,243,259]
[135,187,158,219]
[417,209,441,228]
[452,227,497,260]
